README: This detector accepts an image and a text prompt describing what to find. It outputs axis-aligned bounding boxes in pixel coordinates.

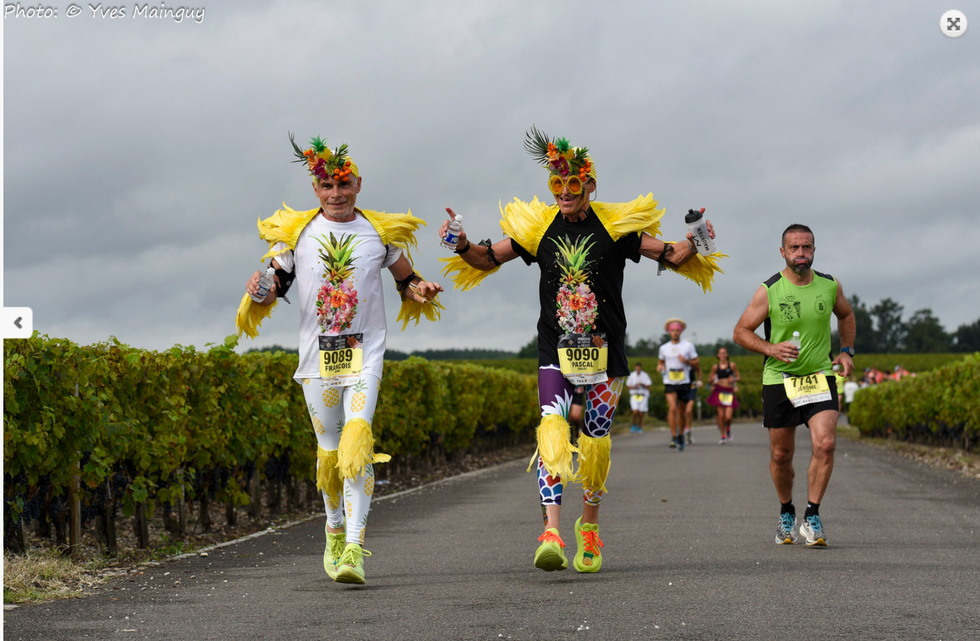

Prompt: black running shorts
[664,383,696,403]
[762,383,839,428]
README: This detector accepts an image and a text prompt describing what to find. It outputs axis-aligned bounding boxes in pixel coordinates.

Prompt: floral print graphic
[314,233,360,333]
[553,235,598,334]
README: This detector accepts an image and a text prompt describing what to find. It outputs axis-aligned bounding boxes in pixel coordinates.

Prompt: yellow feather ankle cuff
[527,414,578,482]
[577,434,612,494]
[316,447,343,498]
[338,418,390,480]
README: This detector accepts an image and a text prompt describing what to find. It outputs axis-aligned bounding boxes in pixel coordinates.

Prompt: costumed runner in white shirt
[626,362,653,433]
[237,134,443,585]
[438,126,724,574]
[657,319,701,450]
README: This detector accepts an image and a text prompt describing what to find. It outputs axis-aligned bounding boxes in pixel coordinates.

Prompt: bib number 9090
[558,333,608,385]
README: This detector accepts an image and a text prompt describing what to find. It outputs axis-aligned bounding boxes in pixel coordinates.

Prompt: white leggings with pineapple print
[302,375,381,546]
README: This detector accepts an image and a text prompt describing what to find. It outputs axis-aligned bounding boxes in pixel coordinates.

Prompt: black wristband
[479,239,499,266]
[395,272,418,294]
[454,241,471,255]
[657,243,673,276]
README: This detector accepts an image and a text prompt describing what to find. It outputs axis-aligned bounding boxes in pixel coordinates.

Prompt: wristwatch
[840,346,855,357]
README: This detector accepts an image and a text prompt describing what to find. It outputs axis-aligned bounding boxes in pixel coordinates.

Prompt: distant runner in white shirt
[626,362,653,433]
[657,318,701,450]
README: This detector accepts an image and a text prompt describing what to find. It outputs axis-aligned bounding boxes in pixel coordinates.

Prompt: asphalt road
[5,423,980,640]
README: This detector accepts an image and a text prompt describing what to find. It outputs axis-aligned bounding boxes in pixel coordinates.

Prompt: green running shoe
[534,528,568,571]
[323,523,346,579]
[334,543,372,584]
[573,517,604,573]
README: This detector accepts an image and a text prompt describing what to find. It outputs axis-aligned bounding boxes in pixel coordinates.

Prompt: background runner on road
[658,318,701,450]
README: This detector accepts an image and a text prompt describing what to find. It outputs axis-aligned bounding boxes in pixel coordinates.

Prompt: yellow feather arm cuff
[526,414,578,482]
[316,447,343,498]
[577,434,612,494]
[664,249,727,293]
[439,255,501,291]
[499,197,556,257]
[235,293,277,339]
[396,272,445,331]
[338,418,390,480]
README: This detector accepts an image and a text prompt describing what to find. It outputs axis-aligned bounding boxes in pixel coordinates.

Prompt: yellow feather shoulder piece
[359,208,425,263]
[235,293,278,339]
[663,249,727,293]
[590,194,666,241]
[395,272,445,331]
[257,204,320,260]
[499,197,557,258]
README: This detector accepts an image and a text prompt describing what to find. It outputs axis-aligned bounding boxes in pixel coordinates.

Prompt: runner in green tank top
[761,271,838,385]
[733,224,855,548]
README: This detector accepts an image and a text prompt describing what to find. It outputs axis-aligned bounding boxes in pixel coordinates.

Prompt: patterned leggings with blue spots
[536,366,625,507]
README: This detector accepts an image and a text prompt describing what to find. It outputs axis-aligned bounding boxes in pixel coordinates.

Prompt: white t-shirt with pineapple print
[271,211,402,384]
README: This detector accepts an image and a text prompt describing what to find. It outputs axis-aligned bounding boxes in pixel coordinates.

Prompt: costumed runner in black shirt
[439,127,724,573]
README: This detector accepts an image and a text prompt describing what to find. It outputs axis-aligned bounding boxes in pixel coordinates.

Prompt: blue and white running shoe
[800,514,828,547]
[775,513,798,545]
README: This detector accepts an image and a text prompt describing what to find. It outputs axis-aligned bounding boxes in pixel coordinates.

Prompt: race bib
[319,334,364,388]
[558,333,608,385]
[782,372,831,408]
[631,394,646,403]
[718,392,734,406]
[668,369,686,382]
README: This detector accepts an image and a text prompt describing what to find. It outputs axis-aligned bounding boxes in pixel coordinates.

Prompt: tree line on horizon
[246,294,980,360]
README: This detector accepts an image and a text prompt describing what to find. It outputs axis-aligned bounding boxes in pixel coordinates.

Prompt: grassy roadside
[837,424,980,481]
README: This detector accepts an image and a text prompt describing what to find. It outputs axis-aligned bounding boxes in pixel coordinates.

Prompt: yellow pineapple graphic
[326,490,341,511]
[364,473,375,497]
[344,487,353,519]
[303,378,311,386]
[350,378,368,412]
[323,386,341,408]
[358,520,366,545]
[308,403,325,435]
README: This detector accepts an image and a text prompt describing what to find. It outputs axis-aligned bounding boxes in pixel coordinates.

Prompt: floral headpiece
[290,132,360,183]
[524,125,597,182]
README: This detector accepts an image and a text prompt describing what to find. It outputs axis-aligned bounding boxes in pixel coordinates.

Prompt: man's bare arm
[733,284,797,364]
[638,219,715,266]
[831,280,856,377]
[439,207,518,271]
[388,254,444,303]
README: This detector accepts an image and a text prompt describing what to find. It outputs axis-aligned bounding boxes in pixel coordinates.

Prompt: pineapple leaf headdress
[524,125,596,181]
[289,132,360,183]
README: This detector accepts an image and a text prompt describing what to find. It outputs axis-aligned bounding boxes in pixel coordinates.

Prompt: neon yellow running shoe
[534,528,568,571]
[573,517,604,573]
[334,543,372,584]
[323,523,346,579]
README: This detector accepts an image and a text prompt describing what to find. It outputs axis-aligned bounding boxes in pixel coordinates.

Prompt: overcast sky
[3,1,978,355]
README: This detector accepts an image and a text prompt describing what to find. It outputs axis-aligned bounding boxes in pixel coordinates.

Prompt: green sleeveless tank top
[762,270,837,385]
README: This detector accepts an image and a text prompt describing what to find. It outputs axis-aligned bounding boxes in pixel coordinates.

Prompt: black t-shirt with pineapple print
[511,208,642,377]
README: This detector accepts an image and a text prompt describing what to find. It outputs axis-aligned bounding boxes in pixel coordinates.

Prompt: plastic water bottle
[684,208,716,256]
[441,214,463,250]
[787,331,801,363]
[250,267,275,303]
